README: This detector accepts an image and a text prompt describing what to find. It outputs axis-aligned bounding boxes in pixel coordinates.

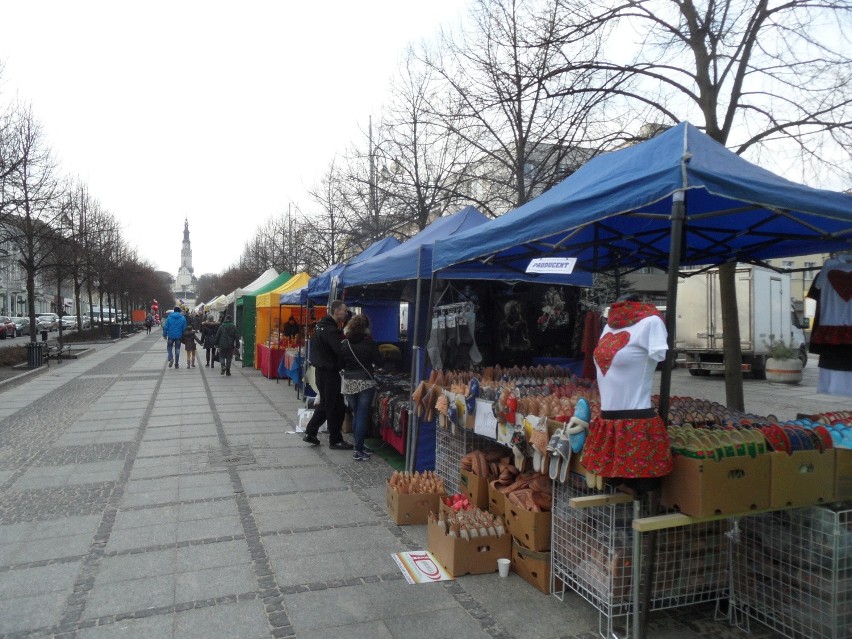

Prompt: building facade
[173,218,198,304]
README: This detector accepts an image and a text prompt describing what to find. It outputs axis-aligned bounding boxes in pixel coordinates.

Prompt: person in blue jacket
[162,306,188,369]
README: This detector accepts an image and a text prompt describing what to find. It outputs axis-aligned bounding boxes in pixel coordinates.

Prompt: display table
[256,344,286,379]
[282,349,303,386]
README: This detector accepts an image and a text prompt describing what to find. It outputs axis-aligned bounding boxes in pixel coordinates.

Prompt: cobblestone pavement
[1,334,836,638]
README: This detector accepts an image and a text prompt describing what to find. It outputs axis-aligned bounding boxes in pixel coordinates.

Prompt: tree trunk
[719,262,745,411]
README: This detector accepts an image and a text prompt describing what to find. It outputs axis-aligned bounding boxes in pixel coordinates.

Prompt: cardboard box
[661,454,771,517]
[769,450,835,508]
[504,498,551,551]
[835,448,852,502]
[386,483,443,525]
[511,541,551,594]
[459,468,490,510]
[426,518,512,577]
[488,482,505,516]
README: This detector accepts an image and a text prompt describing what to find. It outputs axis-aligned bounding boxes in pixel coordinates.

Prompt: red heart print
[594,331,630,376]
[827,269,852,302]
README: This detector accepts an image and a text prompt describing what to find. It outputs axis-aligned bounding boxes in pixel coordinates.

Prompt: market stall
[340,206,592,471]
[234,271,292,368]
[425,122,852,639]
[252,272,311,377]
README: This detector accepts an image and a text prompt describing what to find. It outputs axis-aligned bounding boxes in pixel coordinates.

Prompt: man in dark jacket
[303,300,352,450]
[213,315,238,376]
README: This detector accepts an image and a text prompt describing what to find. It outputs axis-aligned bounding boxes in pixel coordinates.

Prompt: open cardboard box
[386,482,444,525]
[661,454,771,517]
[769,450,835,508]
[504,498,551,551]
[488,481,506,516]
[426,518,512,577]
[459,468,490,510]
[511,541,551,594]
[835,448,852,502]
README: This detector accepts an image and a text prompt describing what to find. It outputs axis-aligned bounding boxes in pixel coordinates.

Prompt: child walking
[181,325,202,368]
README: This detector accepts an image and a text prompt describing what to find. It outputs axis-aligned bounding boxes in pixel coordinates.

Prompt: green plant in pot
[763,337,803,384]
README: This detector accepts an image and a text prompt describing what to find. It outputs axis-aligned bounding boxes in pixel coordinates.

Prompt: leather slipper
[555,431,573,484]
[547,428,564,481]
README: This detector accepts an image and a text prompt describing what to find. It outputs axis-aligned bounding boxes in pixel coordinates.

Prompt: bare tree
[302,161,353,271]
[1,106,63,341]
[552,0,852,409]
[422,0,611,216]
[370,48,473,232]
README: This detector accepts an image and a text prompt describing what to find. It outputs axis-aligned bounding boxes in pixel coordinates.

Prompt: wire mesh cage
[434,423,493,496]
[731,505,852,639]
[551,472,730,639]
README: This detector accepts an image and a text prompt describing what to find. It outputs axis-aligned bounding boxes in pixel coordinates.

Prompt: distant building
[173,218,198,305]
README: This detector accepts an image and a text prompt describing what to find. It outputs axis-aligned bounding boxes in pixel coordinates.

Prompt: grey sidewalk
[1,334,841,638]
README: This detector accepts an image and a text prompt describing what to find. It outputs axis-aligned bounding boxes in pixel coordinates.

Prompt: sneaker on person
[168,360,173,368]
[353,451,370,461]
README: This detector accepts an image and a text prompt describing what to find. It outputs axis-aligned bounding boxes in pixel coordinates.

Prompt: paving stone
[175,564,256,602]
[85,573,175,618]
[76,614,174,639]
[172,598,269,639]
[0,591,67,633]
[0,561,81,599]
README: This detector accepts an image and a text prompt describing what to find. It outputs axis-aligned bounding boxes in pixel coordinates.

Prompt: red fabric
[827,269,852,302]
[811,324,852,345]
[580,414,673,478]
[581,311,601,379]
[594,331,630,376]
[607,301,662,329]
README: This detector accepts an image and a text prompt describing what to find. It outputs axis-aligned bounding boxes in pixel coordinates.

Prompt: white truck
[676,265,807,378]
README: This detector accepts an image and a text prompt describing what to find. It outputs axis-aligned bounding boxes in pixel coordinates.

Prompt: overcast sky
[0,0,467,277]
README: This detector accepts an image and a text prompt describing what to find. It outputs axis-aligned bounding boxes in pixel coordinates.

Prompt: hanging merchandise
[426,296,482,370]
[807,255,852,396]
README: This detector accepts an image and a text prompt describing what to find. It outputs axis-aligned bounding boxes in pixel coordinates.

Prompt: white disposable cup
[497,557,510,578]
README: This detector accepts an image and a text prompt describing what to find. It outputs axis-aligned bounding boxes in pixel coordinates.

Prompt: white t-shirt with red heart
[813,258,852,327]
[594,315,668,411]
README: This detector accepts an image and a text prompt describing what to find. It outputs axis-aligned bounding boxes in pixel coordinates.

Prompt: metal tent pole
[406,246,425,472]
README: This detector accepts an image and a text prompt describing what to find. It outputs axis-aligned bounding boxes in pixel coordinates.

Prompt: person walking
[162,307,187,369]
[181,325,202,368]
[213,315,238,376]
[144,314,153,335]
[340,314,382,461]
[201,315,219,367]
[302,300,352,450]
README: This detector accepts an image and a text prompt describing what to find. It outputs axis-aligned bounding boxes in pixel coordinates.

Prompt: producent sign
[526,257,577,274]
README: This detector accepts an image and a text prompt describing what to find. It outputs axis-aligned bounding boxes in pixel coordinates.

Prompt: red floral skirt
[581,414,672,478]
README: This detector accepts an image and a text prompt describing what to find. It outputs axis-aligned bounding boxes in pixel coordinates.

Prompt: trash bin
[26,342,44,368]
[41,330,48,342]
[110,324,121,339]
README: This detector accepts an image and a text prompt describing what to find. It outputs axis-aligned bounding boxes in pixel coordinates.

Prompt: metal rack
[551,474,729,639]
[434,424,493,495]
[731,505,852,639]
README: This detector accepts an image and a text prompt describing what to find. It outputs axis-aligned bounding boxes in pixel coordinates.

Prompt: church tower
[173,218,198,302]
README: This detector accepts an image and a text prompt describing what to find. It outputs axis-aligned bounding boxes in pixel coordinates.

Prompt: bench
[44,344,72,367]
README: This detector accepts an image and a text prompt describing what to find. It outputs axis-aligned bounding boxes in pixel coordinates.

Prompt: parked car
[36,313,60,331]
[61,315,77,330]
[0,316,16,339]
[81,315,91,328]
[11,317,30,337]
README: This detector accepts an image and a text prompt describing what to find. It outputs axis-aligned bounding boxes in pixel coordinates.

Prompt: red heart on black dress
[827,269,852,302]
[594,331,630,376]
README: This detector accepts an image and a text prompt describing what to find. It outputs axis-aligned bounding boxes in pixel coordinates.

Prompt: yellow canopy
[256,272,311,308]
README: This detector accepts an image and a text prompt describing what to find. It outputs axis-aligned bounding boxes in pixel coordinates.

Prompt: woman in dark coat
[201,315,220,367]
[339,314,382,461]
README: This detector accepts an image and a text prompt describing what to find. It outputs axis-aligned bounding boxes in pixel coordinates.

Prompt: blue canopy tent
[303,236,402,305]
[342,205,592,471]
[433,122,852,639]
[433,122,852,419]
